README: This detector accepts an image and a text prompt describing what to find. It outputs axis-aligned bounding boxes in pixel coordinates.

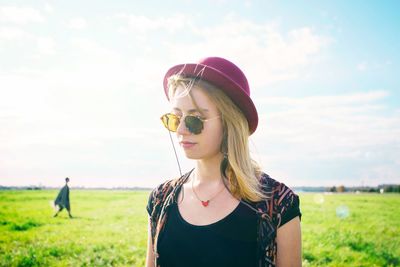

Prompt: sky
[0,0,399,188]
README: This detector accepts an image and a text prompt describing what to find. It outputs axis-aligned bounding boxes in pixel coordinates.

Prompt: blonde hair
[167,75,268,202]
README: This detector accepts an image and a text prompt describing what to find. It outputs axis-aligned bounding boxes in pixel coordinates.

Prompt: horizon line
[1,184,398,190]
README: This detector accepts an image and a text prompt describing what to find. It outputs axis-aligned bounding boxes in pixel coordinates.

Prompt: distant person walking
[53,177,73,218]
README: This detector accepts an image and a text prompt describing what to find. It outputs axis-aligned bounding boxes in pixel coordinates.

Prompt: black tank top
[157,201,258,267]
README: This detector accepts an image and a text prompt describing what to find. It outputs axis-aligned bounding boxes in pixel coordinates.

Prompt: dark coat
[54,184,70,210]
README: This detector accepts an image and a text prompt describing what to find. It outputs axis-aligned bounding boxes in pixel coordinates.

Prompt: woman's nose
[176,116,191,135]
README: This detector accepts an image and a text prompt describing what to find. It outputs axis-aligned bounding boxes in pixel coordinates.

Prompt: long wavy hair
[167,74,268,202]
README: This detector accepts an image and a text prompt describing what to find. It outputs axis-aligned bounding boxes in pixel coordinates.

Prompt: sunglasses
[160,113,220,135]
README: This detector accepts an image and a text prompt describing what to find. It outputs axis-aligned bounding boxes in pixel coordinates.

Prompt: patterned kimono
[147,170,301,267]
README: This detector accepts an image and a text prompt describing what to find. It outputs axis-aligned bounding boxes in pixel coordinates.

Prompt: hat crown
[198,57,250,96]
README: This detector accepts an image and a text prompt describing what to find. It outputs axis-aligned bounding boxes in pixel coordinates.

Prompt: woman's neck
[194,153,224,184]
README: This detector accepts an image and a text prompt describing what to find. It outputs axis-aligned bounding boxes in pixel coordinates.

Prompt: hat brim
[163,63,258,134]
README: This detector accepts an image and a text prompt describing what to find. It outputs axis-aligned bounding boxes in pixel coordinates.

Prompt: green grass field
[0,190,399,267]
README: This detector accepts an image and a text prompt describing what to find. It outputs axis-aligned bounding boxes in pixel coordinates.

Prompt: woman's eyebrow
[172,107,209,113]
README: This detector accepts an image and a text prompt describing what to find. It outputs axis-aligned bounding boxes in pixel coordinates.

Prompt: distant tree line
[0,185,152,191]
[2,184,399,193]
[328,184,400,193]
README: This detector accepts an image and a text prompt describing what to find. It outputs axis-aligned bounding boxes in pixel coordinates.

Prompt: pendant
[201,200,209,207]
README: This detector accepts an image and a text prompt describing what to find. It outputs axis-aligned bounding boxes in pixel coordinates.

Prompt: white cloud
[0,5,45,24]
[359,164,400,186]
[0,28,57,58]
[357,60,393,72]
[1,13,333,187]
[111,13,330,86]
[252,90,399,163]
[44,3,53,13]
[162,14,331,86]
[114,13,189,34]
[0,64,170,187]
[357,61,367,71]
[1,10,397,188]
[244,0,252,8]
[248,91,400,186]
[70,37,118,60]
[0,35,169,156]
[257,90,389,106]
[67,17,88,30]
[0,26,30,41]
[36,36,56,55]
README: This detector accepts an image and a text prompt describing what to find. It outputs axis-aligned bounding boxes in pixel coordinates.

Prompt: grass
[0,190,148,267]
[300,193,399,267]
[0,190,399,266]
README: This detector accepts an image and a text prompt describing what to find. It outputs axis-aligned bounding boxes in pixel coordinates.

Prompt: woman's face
[170,84,223,161]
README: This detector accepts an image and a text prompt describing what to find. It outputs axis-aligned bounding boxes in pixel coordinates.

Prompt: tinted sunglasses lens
[161,114,180,132]
[185,115,203,134]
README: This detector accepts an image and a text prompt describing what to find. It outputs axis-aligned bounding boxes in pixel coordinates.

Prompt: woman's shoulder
[149,171,191,196]
[148,177,179,203]
[258,172,302,227]
[259,172,296,195]
[151,178,176,194]
[146,171,192,216]
[146,179,175,217]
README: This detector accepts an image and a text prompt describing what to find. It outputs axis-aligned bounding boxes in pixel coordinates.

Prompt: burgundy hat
[163,57,258,134]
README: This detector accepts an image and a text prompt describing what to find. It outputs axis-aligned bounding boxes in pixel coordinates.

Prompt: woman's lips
[180,141,196,148]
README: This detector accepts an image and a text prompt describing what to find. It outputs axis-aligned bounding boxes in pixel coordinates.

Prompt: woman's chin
[183,153,199,160]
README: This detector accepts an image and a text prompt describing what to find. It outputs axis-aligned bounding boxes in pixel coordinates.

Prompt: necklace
[191,173,225,207]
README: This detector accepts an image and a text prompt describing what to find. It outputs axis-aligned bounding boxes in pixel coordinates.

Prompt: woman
[146,57,302,267]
